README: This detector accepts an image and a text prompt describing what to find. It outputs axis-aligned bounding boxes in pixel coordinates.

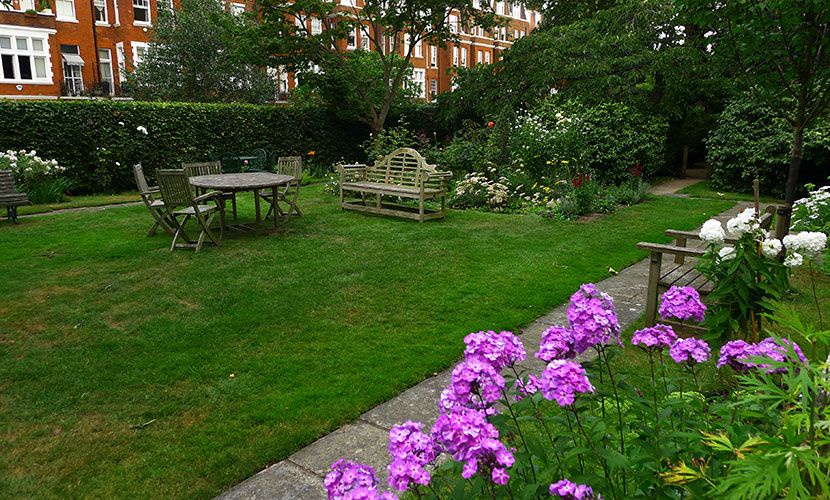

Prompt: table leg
[255,189,261,223]
[272,186,280,227]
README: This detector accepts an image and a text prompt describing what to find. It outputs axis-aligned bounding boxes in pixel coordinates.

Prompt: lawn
[0,187,731,498]
[18,192,141,216]
[677,180,783,204]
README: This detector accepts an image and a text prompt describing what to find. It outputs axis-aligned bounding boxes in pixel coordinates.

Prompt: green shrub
[0,149,70,203]
[0,100,368,194]
[707,94,830,196]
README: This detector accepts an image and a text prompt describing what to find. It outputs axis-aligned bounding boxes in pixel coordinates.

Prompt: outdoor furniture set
[133,156,303,252]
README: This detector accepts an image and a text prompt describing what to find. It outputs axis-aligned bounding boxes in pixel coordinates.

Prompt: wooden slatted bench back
[0,171,19,196]
[365,148,432,187]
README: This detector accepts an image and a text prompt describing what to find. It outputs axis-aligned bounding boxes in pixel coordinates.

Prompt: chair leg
[147,220,160,237]
[231,194,238,224]
[170,215,185,252]
[218,201,225,239]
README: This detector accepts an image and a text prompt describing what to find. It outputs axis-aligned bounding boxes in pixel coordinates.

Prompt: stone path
[649,178,702,197]
[219,194,747,499]
[17,201,142,219]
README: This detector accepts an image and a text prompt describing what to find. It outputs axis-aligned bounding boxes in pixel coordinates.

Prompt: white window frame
[429,45,437,67]
[410,68,425,98]
[131,41,148,67]
[132,0,151,26]
[311,18,322,35]
[19,0,37,11]
[452,46,458,66]
[0,25,55,85]
[94,0,108,24]
[115,41,126,78]
[477,50,483,64]
[448,14,458,33]
[61,45,84,95]
[460,47,467,66]
[55,0,76,21]
[346,27,356,50]
[230,3,245,16]
[484,51,490,64]
[430,79,437,101]
[99,48,114,95]
[413,38,422,58]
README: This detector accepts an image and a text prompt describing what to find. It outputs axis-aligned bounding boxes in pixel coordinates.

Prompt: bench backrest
[367,148,435,187]
[0,170,19,194]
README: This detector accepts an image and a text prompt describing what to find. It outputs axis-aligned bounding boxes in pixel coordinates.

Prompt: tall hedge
[0,100,369,194]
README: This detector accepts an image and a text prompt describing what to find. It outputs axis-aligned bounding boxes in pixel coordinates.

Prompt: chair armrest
[194,191,222,203]
[636,242,707,259]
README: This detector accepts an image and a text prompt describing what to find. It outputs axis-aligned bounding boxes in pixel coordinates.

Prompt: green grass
[677,180,783,204]
[0,188,732,498]
[18,192,141,216]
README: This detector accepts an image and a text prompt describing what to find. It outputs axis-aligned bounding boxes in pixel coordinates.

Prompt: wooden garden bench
[338,147,452,222]
[0,170,31,224]
[637,205,776,329]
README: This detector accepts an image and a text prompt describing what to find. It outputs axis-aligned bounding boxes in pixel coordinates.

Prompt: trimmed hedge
[0,100,369,194]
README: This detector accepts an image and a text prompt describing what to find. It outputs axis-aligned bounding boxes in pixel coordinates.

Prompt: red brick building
[0,0,539,100]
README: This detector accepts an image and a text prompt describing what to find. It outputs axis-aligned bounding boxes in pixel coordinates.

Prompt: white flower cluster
[782,231,828,267]
[793,185,830,222]
[455,172,512,211]
[725,208,761,237]
[0,149,65,176]
[699,219,725,245]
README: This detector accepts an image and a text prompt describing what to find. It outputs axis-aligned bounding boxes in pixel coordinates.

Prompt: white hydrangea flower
[718,247,736,261]
[726,208,759,236]
[784,252,803,268]
[699,219,725,245]
[761,238,783,258]
[791,231,827,258]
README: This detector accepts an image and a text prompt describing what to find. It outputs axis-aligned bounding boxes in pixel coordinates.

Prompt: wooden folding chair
[260,156,303,222]
[182,161,238,223]
[157,169,225,252]
[133,163,173,236]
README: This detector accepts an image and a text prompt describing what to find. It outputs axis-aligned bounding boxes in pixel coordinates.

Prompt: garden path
[649,178,703,196]
[218,199,751,500]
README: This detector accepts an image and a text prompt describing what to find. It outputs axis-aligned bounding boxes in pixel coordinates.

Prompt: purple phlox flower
[567,284,620,353]
[325,459,397,500]
[752,337,808,374]
[549,479,598,499]
[717,340,756,371]
[659,286,707,323]
[538,360,595,406]
[512,374,540,401]
[387,421,436,492]
[669,337,711,364]
[537,325,576,362]
[631,324,677,350]
[439,355,505,415]
[431,407,514,484]
[464,330,526,370]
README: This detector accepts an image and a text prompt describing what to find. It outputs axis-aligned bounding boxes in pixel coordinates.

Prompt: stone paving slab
[217,199,751,500]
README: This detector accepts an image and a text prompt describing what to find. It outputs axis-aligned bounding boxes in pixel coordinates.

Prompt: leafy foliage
[129,0,276,103]
[0,100,367,193]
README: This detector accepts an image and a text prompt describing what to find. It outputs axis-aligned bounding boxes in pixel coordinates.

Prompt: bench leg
[9,206,19,224]
[644,251,662,326]
[376,194,381,209]
[418,195,425,223]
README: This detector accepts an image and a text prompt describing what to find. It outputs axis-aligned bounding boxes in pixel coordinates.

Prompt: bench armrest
[338,163,367,183]
[665,229,740,246]
[637,242,707,259]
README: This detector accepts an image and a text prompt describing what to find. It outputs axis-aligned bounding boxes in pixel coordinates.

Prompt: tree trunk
[776,124,804,239]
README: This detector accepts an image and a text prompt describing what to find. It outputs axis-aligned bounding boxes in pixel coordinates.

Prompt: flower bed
[0,149,69,204]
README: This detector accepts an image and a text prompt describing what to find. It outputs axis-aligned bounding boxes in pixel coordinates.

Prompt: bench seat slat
[342,181,442,197]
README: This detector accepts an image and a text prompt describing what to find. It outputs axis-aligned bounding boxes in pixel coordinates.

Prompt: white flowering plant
[697,208,827,341]
[792,183,830,270]
[0,149,70,203]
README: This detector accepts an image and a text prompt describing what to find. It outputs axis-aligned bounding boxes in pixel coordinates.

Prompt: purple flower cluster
[669,337,711,364]
[718,337,808,373]
[536,326,577,362]
[431,407,515,485]
[324,459,398,500]
[464,330,526,370]
[538,360,595,406]
[512,374,540,401]
[659,286,707,322]
[387,422,436,492]
[444,354,506,411]
[549,479,598,499]
[631,324,677,350]
[567,284,621,353]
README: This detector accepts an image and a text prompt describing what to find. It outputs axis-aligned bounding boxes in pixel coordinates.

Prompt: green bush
[0,100,368,194]
[707,94,830,196]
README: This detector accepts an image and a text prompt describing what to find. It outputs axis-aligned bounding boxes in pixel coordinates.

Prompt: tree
[129,0,276,103]
[683,0,830,238]
[249,0,501,133]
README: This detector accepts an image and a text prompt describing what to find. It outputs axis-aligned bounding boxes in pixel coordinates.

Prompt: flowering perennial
[669,338,711,364]
[699,219,726,245]
[463,330,526,371]
[659,286,707,322]
[536,325,576,362]
[718,337,807,373]
[324,459,397,500]
[566,284,620,353]
[444,354,506,411]
[631,324,678,350]
[549,479,598,499]
[387,422,435,492]
[538,360,595,406]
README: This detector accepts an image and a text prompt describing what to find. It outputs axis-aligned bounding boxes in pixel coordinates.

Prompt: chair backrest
[276,156,302,179]
[182,161,222,178]
[367,148,432,187]
[157,169,194,206]
[0,170,20,194]
[133,163,152,194]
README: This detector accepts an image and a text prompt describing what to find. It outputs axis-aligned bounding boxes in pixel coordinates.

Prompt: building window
[19,0,36,11]
[360,31,370,50]
[430,79,437,101]
[55,0,75,20]
[311,18,322,35]
[93,0,108,23]
[452,46,458,66]
[99,48,114,94]
[477,50,482,64]
[156,0,172,13]
[448,15,457,33]
[460,47,467,66]
[340,0,355,6]
[430,45,437,67]
[61,45,84,95]
[0,30,52,83]
[484,51,490,64]
[413,38,422,58]
[410,69,425,98]
[346,28,356,50]
[230,3,245,16]
[133,0,150,24]
[131,42,148,67]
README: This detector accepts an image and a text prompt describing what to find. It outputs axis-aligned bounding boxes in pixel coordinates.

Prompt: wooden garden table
[190,172,294,229]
